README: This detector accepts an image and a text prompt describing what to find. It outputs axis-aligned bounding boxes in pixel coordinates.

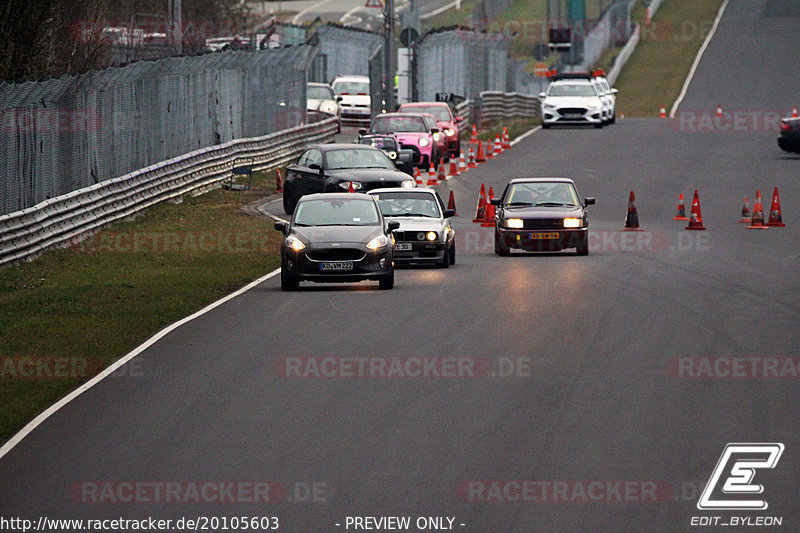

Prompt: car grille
[400,144,421,163]
[558,108,587,115]
[394,231,437,241]
[306,249,366,261]
[522,219,565,230]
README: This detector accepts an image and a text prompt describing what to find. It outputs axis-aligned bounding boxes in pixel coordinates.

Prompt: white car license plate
[319,262,353,271]
[395,242,412,251]
[564,113,583,119]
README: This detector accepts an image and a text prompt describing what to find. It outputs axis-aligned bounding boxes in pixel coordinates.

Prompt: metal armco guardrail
[475,92,540,124]
[0,117,337,266]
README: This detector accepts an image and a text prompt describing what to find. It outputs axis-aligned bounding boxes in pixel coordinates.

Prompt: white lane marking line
[0,268,281,460]
[421,0,462,19]
[510,126,542,146]
[669,0,729,118]
[293,0,340,25]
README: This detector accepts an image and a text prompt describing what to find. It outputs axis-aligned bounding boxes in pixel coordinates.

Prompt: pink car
[398,102,462,158]
[363,113,441,170]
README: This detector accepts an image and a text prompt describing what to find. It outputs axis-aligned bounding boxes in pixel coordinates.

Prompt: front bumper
[542,108,603,125]
[282,245,392,282]
[392,240,447,264]
[341,107,371,122]
[496,228,588,251]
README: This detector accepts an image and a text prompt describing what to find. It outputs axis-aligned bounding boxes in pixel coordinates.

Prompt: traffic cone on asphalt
[766,186,785,227]
[275,168,284,193]
[486,138,495,159]
[427,162,438,186]
[448,157,459,177]
[470,124,478,143]
[686,190,706,230]
[623,191,644,231]
[494,134,503,156]
[738,197,751,223]
[347,181,355,193]
[793,106,798,118]
[673,193,688,221]
[447,190,458,216]
[476,140,487,163]
[473,184,488,223]
[468,146,478,168]
[747,190,768,229]
[620,111,625,119]
[458,152,468,172]
[659,106,667,119]
[502,127,511,149]
[481,187,496,227]
[436,157,447,182]
[413,166,423,186]
[716,104,723,118]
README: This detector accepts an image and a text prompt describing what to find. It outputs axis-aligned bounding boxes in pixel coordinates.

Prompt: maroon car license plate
[530,232,559,240]
[319,262,353,271]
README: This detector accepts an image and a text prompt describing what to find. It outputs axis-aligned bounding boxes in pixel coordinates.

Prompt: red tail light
[780,121,790,132]
[357,92,367,95]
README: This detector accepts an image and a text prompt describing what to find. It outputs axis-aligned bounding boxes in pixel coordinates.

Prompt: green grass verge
[614,0,725,117]
[0,172,283,443]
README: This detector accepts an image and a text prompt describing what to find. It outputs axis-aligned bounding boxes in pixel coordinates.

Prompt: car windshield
[370,116,427,133]
[548,83,597,97]
[504,182,580,206]
[307,86,334,100]
[333,81,369,95]
[401,105,452,121]
[372,192,441,218]
[293,198,380,226]
[325,148,394,170]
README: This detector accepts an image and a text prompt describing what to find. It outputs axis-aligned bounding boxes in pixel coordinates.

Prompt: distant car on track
[307,82,342,132]
[274,193,399,291]
[398,101,462,158]
[363,113,440,170]
[282,144,415,215]
[491,178,595,256]
[778,117,800,152]
[357,132,415,175]
[539,77,605,129]
[368,188,456,268]
[331,75,371,125]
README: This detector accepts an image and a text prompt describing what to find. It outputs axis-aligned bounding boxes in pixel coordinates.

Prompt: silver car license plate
[395,242,412,251]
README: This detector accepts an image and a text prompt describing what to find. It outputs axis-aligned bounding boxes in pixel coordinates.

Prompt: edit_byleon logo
[697,443,784,511]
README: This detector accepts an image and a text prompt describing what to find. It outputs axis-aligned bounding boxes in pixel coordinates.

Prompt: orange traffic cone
[468,146,477,168]
[645,6,652,27]
[475,141,486,163]
[659,106,666,119]
[747,190,768,229]
[427,162,438,186]
[486,138,495,159]
[275,168,284,193]
[738,197,751,223]
[470,124,478,143]
[686,190,706,230]
[447,190,458,216]
[448,157,458,177]
[793,106,798,118]
[413,166,423,186]
[623,191,644,231]
[473,184,488,223]
[481,187,496,227]
[436,157,447,182]
[716,104,723,118]
[766,186,785,227]
[673,193,688,221]
[458,152,468,173]
[494,134,503,156]
[347,181,355,193]
[619,111,625,119]
[502,127,510,149]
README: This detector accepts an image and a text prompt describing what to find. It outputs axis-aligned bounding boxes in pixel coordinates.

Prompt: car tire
[379,269,394,290]
[281,270,299,291]
[576,234,589,256]
[283,188,296,215]
[494,232,510,256]
[449,243,456,265]
[542,123,551,129]
[438,248,450,268]
[610,113,616,125]
[594,122,604,129]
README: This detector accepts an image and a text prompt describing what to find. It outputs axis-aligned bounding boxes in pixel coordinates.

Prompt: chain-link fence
[0,46,316,215]
[309,24,382,84]
[416,28,513,102]
[470,0,517,31]
[581,1,632,69]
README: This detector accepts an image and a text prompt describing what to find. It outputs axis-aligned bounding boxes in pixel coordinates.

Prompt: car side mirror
[337,95,343,102]
[455,116,463,123]
[359,128,367,135]
[611,88,618,94]
[431,128,440,134]
[584,197,596,206]
[387,221,401,232]
[443,209,455,218]
[490,198,502,206]
[538,92,546,98]
[394,159,405,168]
[274,221,288,234]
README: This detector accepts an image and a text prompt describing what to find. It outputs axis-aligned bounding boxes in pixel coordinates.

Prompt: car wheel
[281,270,299,291]
[283,188,296,215]
[576,234,589,256]
[379,269,394,290]
[542,123,551,129]
[594,122,604,129]
[438,247,450,268]
[610,113,616,125]
[449,243,456,265]
[494,232,510,256]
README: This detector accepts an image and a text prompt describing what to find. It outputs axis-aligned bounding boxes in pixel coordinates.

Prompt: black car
[778,117,800,153]
[274,193,400,291]
[491,178,595,256]
[283,144,416,215]
[357,133,415,175]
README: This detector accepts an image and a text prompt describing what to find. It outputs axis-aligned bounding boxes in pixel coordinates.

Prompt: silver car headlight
[400,180,415,189]
[320,102,337,113]
[419,137,430,147]
[387,151,397,159]
[588,100,602,110]
[506,218,524,229]
[285,235,305,252]
[543,103,557,110]
[338,181,364,191]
